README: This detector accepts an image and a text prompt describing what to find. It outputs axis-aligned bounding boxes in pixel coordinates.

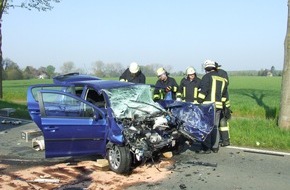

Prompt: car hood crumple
[159,100,215,142]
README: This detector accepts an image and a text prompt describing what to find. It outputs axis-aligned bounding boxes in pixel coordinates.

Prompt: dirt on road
[0,159,176,190]
[0,117,182,190]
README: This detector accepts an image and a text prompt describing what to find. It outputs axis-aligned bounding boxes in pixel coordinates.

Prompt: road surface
[1,116,290,190]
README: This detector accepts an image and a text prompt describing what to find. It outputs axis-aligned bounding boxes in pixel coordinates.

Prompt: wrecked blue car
[27,73,215,174]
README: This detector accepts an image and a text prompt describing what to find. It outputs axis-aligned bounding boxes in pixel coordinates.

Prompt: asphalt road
[0,116,44,160]
[1,117,290,190]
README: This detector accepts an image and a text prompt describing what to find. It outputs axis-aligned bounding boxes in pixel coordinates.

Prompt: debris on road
[94,159,109,171]
[185,161,218,167]
[0,108,16,117]
[27,178,60,183]
[32,136,45,151]
[1,119,22,125]
[179,184,187,189]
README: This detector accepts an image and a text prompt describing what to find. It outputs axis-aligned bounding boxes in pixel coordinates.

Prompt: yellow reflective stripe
[198,93,205,99]
[194,87,198,99]
[153,94,160,99]
[219,126,229,131]
[158,89,164,99]
[215,102,223,109]
[173,86,178,92]
[203,101,222,108]
[211,77,217,102]
[183,87,186,98]
[212,75,226,102]
[225,100,231,107]
[203,101,214,105]
[222,97,227,102]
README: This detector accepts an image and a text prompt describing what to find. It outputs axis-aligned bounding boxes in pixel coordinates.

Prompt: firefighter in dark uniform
[119,62,146,84]
[197,60,229,154]
[177,67,201,103]
[215,62,231,147]
[153,67,179,101]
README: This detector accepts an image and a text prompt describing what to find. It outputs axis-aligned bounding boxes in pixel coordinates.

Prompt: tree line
[2,58,173,79]
[1,58,281,80]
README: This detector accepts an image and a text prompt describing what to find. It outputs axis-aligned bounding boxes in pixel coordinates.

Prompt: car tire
[108,145,132,174]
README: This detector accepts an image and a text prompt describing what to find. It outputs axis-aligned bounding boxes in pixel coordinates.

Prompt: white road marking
[226,146,290,156]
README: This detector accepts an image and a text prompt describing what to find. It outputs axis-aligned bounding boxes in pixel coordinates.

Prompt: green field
[1,76,290,152]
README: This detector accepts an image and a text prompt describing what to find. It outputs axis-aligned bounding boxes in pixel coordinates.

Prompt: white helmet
[129,62,140,74]
[204,60,216,69]
[186,67,196,75]
[156,67,166,76]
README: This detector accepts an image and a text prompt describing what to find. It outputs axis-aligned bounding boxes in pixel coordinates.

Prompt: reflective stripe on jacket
[178,77,201,103]
[153,77,178,100]
[198,71,228,109]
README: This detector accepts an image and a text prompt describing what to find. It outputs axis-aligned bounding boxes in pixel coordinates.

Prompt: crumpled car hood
[159,101,215,142]
[104,85,215,142]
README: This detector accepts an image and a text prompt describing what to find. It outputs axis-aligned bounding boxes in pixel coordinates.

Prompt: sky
[2,0,288,73]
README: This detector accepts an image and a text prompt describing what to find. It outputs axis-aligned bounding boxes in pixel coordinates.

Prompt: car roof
[53,73,101,84]
[53,73,149,91]
[71,79,144,90]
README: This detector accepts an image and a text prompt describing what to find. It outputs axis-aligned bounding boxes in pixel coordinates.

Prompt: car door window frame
[37,89,105,119]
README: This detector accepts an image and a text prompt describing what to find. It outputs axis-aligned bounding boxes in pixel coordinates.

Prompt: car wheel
[108,145,132,174]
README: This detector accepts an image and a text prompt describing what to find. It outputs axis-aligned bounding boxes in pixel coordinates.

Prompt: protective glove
[153,96,160,102]
[176,97,182,101]
[165,86,172,92]
[224,107,232,120]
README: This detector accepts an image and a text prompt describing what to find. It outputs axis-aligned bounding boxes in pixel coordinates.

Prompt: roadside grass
[1,76,290,152]
[231,118,290,151]
[3,79,52,102]
[0,99,31,119]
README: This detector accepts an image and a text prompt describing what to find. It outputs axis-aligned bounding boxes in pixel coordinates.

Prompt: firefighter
[153,67,179,101]
[177,67,201,103]
[215,62,231,147]
[197,60,229,154]
[119,62,146,84]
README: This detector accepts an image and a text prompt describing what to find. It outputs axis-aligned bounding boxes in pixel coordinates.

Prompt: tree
[23,66,37,79]
[103,62,124,77]
[279,0,290,130]
[92,61,106,77]
[60,61,75,74]
[0,0,61,99]
[46,65,56,78]
[2,58,23,79]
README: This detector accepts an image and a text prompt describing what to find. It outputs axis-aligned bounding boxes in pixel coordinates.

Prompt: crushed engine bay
[105,85,215,161]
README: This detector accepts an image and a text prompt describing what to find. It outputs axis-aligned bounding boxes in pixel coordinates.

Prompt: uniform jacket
[178,76,201,103]
[153,76,178,100]
[217,68,230,108]
[197,71,228,109]
[119,69,146,84]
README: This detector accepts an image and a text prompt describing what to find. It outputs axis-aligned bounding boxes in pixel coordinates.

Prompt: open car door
[35,88,107,158]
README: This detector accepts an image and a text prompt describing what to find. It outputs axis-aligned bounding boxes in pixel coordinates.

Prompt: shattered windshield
[104,84,164,118]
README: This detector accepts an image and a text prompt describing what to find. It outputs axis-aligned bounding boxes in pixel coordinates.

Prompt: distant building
[267,71,273,77]
[38,73,48,79]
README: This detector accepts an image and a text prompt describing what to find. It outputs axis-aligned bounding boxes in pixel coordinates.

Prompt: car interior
[86,89,106,108]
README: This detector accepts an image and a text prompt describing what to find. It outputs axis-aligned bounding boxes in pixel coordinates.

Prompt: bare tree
[60,61,75,74]
[92,61,106,77]
[279,0,290,130]
[0,0,61,99]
